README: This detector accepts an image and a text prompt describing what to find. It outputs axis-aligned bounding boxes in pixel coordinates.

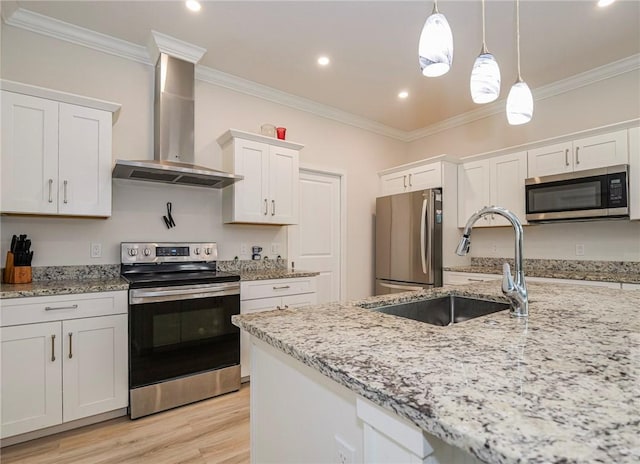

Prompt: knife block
[3,252,32,284]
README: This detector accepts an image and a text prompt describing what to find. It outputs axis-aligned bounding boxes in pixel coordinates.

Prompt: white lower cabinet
[0,291,128,439]
[240,277,317,380]
[622,283,640,290]
[443,271,502,285]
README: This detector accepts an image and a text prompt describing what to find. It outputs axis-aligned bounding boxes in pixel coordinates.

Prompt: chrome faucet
[455,206,528,317]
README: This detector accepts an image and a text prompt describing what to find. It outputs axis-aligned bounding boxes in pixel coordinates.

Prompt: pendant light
[506,0,533,125]
[418,0,453,77]
[470,0,501,104]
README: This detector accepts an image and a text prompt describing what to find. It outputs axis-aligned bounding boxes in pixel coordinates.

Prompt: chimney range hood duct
[112,53,242,188]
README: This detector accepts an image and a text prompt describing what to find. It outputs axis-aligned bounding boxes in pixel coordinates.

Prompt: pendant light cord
[481,0,487,52]
[433,0,439,14]
[516,0,522,81]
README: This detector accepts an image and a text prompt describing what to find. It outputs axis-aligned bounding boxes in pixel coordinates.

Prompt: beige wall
[0,24,405,299]
[406,71,640,262]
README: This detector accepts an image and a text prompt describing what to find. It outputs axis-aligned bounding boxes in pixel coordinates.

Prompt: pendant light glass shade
[470,0,500,104]
[506,80,533,125]
[418,4,453,77]
[470,51,501,103]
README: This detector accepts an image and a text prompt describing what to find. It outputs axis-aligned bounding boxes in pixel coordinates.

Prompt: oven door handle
[130,283,240,304]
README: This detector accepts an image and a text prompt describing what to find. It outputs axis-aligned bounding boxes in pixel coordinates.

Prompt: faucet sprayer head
[455,234,471,256]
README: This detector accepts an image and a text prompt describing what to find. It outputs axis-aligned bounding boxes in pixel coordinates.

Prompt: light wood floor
[1,385,250,464]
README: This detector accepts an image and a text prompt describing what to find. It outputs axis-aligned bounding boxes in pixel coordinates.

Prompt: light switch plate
[91,243,102,258]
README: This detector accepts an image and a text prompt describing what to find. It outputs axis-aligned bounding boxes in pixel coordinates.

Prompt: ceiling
[4,1,640,132]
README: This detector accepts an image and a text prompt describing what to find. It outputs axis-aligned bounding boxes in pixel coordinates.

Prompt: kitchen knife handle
[264,199,268,215]
[68,332,73,359]
[48,179,53,203]
[271,200,275,216]
[575,147,580,165]
[565,149,569,167]
[63,180,68,204]
[51,334,56,362]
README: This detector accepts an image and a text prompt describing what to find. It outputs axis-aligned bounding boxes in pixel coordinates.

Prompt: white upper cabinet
[219,129,302,225]
[629,126,639,221]
[528,130,628,178]
[379,160,443,196]
[1,84,118,217]
[458,151,528,227]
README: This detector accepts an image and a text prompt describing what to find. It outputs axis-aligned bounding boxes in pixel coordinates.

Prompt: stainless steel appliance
[375,189,443,295]
[121,242,241,419]
[525,165,629,222]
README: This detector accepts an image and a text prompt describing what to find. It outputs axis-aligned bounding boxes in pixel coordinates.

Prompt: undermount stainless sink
[372,295,510,326]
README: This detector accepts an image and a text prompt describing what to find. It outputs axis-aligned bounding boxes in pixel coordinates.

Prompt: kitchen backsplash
[30,264,121,281]
[217,258,288,273]
[470,257,640,274]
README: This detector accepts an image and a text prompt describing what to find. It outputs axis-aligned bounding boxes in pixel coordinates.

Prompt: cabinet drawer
[1,291,127,327]
[241,278,317,300]
[241,296,281,313]
[443,271,501,285]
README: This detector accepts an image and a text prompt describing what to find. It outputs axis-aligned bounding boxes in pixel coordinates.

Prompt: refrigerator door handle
[420,197,428,274]
[379,282,425,291]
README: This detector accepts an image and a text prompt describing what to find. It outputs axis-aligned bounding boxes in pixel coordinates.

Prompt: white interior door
[288,169,344,303]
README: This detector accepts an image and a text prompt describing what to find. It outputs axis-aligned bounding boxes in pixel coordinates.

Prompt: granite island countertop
[233,282,640,463]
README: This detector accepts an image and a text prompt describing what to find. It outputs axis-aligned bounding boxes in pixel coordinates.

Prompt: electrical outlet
[271,243,280,254]
[491,243,497,253]
[90,243,102,258]
[575,244,585,256]
[335,435,355,464]
[240,243,248,256]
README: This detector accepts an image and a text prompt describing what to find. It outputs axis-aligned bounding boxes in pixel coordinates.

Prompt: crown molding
[405,53,640,142]
[148,30,206,64]
[4,8,152,65]
[4,7,638,143]
[196,66,408,141]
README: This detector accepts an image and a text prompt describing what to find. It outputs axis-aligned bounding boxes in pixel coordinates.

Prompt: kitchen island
[233,282,639,463]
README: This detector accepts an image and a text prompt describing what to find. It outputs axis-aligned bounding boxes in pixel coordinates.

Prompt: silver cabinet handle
[63,180,68,204]
[565,149,569,166]
[45,304,78,311]
[271,200,275,216]
[273,285,291,290]
[467,278,486,282]
[48,179,53,203]
[264,199,268,215]
[575,147,580,165]
[276,305,289,310]
[51,334,56,362]
[68,332,73,359]
[408,173,412,187]
[420,197,427,274]
[403,175,407,188]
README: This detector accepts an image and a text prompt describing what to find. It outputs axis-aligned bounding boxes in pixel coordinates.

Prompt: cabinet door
[269,145,299,224]
[379,170,409,196]
[230,139,270,223]
[58,103,112,216]
[527,142,573,178]
[629,127,639,220]
[491,151,528,226]
[407,162,442,191]
[240,297,281,379]
[1,322,62,438]
[458,161,491,227]
[573,130,628,172]
[62,314,128,422]
[1,91,59,215]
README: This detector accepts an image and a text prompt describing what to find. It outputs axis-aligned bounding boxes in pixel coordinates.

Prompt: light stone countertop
[0,278,129,299]
[239,269,319,281]
[232,281,640,464]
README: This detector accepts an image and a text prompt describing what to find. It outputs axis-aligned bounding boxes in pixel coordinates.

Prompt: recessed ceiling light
[597,0,615,7]
[186,0,201,12]
[317,56,330,66]
[398,91,409,99]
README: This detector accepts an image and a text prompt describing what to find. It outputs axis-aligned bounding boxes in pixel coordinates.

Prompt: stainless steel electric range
[120,242,240,419]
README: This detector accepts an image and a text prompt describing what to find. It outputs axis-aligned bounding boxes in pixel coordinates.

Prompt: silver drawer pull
[68,332,73,359]
[48,179,53,203]
[273,285,291,290]
[63,180,68,204]
[45,304,78,311]
[264,199,268,215]
[467,278,485,282]
[51,334,56,362]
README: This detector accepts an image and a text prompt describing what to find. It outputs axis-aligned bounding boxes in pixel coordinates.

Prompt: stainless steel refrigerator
[375,189,443,295]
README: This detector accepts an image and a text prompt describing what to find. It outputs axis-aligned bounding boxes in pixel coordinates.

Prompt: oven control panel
[121,242,218,263]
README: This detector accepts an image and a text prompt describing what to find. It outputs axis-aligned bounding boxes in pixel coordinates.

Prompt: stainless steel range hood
[113,52,242,188]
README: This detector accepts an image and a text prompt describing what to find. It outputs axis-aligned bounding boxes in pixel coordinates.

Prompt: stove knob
[194,248,201,255]
[143,248,151,257]
[128,248,138,257]
[204,247,211,255]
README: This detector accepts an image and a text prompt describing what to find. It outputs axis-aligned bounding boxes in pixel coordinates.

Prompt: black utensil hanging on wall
[163,202,176,229]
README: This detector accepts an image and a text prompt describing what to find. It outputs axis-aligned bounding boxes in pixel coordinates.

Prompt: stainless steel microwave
[525,165,629,222]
